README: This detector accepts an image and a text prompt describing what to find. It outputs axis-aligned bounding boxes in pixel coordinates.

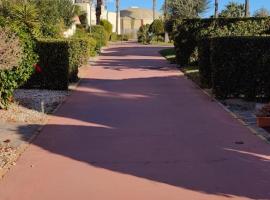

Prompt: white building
[74,0,120,33]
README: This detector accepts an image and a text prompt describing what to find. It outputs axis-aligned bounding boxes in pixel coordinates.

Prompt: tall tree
[116,0,119,34]
[245,0,250,17]
[165,0,209,19]
[219,2,245,18]
[214,0,218,18]
[164,0,169,42]
[153,0,156,20]
[254,8,270,17]
[96,0,102,25]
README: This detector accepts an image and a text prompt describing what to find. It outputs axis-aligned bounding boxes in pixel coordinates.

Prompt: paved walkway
[0,42,270,200]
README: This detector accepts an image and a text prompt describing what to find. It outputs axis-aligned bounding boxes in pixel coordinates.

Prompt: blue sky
[106,0,270,17]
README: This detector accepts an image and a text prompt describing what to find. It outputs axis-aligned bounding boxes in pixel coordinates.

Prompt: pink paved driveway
[0,42,270,200]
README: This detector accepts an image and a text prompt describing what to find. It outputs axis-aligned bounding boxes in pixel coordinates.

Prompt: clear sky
[106,0,270,17]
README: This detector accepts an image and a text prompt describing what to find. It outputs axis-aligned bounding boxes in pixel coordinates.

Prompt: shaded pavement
[0,42,270,200]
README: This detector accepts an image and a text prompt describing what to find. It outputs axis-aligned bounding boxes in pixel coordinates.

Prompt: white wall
[75,3,120,33]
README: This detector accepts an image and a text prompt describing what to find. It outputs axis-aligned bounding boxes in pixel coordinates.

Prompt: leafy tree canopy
[254,8,270,18]
[219,2,245,18]
[164,0,210,19]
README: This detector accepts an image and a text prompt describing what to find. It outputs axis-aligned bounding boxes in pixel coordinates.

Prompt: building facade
[120,7,158,38]
[72,1,158,37]
[74,0,120,33]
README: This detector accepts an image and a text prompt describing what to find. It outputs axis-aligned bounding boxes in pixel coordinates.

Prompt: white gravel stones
[0,89,69,124]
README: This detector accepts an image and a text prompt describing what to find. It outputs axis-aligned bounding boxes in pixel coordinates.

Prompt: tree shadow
[14,75,270,200]
[4,43,270,199]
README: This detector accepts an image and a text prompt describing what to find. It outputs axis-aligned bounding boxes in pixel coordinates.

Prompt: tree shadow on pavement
[15,74,270,200]
[4,43,270,199]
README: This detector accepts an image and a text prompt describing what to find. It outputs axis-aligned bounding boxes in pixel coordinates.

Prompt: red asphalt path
[0,42,270,200]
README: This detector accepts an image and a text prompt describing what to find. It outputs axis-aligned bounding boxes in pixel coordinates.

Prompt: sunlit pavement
[0,42,270,200]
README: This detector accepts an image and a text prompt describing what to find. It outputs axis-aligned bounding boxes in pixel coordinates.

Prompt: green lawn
[151,41,174,46]
[159,48,176,63]
[182,66,200,86]
[159,48,200,85]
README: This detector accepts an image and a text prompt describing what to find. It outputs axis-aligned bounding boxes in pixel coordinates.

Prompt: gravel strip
[0,89,69,173]
[0,89,69,124]
[0,143,17,169]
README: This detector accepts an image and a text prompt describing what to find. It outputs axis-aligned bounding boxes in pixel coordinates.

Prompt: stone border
[158,47,270,145]
[184,75,270,145]
[0,64,89,179]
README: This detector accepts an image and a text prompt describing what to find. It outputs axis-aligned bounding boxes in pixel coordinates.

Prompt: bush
[89,25,108,50]
[73,27,97,57]
[174,17,270,66]
[210,36,270,100]
[149,19,165,38]
[198,38,211,88]
[0,19,37,108]
[100,19,113,35]
[25,38,87,90]
[110,33,129,42]
[0,28,22,70]
[120,34,129,41]
[110,32,118,41]
[137,24,151,44]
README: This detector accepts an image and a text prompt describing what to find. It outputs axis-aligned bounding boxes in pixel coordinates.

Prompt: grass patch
[159,48,200,85]
[151,41,174,46]
[159,48,176,63]
[182,66,200,86]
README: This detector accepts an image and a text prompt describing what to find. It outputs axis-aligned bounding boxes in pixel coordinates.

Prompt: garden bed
[160,47,270,142]
[0,89,69,177]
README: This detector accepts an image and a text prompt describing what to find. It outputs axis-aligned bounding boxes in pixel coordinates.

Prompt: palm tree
[116,0,119,34]
[96,0,102,25]
[245,0,250,17]
[11,1,39,28]
[214,0,218,18]
[153,0,156,20]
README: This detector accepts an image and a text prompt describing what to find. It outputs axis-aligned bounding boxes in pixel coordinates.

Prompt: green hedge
[198,38,211,88]
[210,36,270,100]
[25,38,88,90]
[0,18,38,108]
[89,25,108,50]
[73,27,97,57]
[174,17,270,66]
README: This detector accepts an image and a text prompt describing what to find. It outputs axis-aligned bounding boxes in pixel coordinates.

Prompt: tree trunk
[116,0,119,34]
[245,0,250,17]
[96,0,102,25]
[153,0,156,21]
[214,0,218,18]
[164,0,169,43]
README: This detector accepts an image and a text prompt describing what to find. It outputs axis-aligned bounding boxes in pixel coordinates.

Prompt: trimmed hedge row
[200,36,270,100]
[174,17,270,66]
[198,38,211,88]
[25,38,91,90]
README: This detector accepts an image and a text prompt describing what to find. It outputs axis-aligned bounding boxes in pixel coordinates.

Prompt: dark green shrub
[137,24,151,44]
[120,34,129,41]
[25,38,87,90]
[174,17,270,66]
[211,36,270,100]
[110,33,129,42]
[198,38,211,88]
[0,19,37,108]
[149,19,165,40]
[79,12,88,27]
